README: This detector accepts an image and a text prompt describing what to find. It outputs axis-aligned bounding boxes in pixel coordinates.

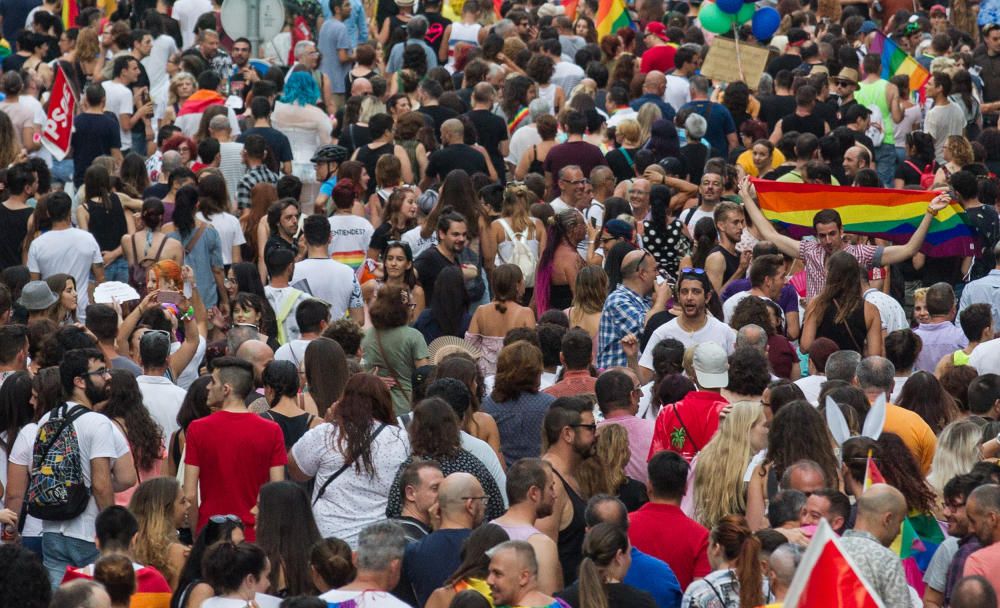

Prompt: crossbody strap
[672,402,700,453]
[184,224,206,254]
[312,423,388,505]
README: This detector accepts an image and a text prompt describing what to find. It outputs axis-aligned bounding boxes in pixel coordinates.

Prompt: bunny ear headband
[825,393,886,453]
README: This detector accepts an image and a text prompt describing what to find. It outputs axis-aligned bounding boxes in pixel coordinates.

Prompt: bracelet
[180,305,195,321]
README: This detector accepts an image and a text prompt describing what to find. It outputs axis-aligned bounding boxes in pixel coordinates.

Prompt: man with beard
[923,473,986,607]
[33,348,136,584]
[491,459,563,594]
[681,172,724,237]
[536,397,596,584]
[704,201,751,296]
[182,357,286,542]
[414,211,469,302]
[398,472,486,606]
[487,541,566,608]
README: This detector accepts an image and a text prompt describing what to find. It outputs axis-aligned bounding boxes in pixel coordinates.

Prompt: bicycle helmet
[310,144,348,164]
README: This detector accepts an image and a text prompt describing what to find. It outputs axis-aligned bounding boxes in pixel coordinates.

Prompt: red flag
[864,449,886,491]
[288,16,312,66]
[564,0,579,19]
[783,520,886,608]
[41,65,75,161]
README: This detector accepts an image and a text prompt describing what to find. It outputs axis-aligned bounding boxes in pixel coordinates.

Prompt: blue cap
[859,21,877,34]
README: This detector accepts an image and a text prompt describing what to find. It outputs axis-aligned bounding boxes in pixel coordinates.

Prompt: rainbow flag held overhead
[596,0,632,41]
[751,179,978,258]
[563,0,580,20]
[868,31,930,93]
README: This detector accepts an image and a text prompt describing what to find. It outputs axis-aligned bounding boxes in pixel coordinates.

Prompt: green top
[361,325,429,415]
[856,78,894,146]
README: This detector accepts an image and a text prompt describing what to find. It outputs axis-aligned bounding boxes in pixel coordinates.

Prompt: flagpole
[732,22,746,84]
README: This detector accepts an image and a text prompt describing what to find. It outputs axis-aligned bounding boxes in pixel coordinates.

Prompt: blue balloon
[717,0,743,14]
[751,7,781,40]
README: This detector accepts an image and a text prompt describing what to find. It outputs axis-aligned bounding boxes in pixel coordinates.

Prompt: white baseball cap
[693,342,729,389]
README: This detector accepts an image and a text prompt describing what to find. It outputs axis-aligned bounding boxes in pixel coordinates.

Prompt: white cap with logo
[693,342,729,389]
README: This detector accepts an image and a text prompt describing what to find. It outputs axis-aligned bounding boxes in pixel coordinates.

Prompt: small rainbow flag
[596,0,631,41]
[862,450,885,491]
[868,31,930,93]
[62,0,79,30]
[752,180,978,258]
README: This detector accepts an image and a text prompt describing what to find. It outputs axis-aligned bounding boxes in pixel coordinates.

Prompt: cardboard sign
[700,37,772,90]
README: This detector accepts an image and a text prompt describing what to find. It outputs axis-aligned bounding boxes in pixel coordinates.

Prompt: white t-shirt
[682,206,715,237]
[172,0,213,49]
[198,212,246,265]
[506,123,540,167]
[27,228,102,319]
[864,288,908,334]
[319,589,412,607]
[274,339,311,367]
[664,74,691,113]
[291,421,410,547]
[723,292,782,325]
[102,80,135,152]
[9,423,43,538]
[265,286,308,344]
[327,215,374,267]
[144,35,178,105]
[200,594,282,608]
[170,335,207,390]
[794,374,827,405]
[639,316,737,371]
[291,258,363,320]
[35,405,130,541]
[969,339,1000,375]
[401,226,437,258]
[137,375,185,443]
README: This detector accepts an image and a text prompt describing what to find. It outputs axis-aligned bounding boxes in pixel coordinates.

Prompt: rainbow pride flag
[564,0,580,19]
[62,0,78,30]
[868,32,930,93]
[596,0,631,41]
[751,179,978,258]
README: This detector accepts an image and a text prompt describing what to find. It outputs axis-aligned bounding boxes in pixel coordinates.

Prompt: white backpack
[497,218,538,287]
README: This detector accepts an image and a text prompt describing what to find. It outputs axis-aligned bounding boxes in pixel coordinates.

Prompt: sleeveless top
[816,299,868,353]
[261,409,315,450]
[84,193,128,252]
[355,141,396,195]
[549,283,574,311]
[447,22,482,66]
[708,245,741,286]
[856,78,894,144]
[528,145,545,175]
[398,138,421,183]
[552,468,587,583]
[0,204,34,270]
[496,522,544,541]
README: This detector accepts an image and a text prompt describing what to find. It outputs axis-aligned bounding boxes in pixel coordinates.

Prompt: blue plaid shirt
[598,284,651,369]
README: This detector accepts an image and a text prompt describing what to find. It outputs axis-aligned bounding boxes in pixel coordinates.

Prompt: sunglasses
[209,514,242,524]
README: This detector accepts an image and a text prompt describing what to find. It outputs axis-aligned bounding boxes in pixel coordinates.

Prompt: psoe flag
[41,65,76,161]
[782,520,885,608]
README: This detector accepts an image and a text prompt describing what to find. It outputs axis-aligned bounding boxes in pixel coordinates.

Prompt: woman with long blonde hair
[933,134,975,186]
[692,401,769,530]
[578,424,648,512]
[636,104,662,149]
[129,477,190,589]
[566,265,608,342]
[927,418,983,498]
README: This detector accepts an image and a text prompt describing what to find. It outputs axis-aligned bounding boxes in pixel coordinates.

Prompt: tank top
[83,193,128,252]
[708,245,740,286]
[496,522,543,541]
[356,141,396,196]
[448,22,482,65]
[398,138,421,183]
[261,409,315,450]
[780,112,828,139]
[856,78,893,144]
[528,145,545,175]
[0,204,34,270]
[552,468,587,583]
[816,299,868,353]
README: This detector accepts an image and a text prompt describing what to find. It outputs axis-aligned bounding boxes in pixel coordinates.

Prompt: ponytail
[578,523,629,608]
[577,557,609,608]
[712,515,763,608]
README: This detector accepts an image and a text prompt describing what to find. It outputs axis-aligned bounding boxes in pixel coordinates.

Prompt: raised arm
[879,193,951,265]
[738,177,802,259]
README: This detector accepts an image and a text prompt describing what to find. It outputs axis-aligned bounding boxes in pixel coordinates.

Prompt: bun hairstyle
[310,538,356,589]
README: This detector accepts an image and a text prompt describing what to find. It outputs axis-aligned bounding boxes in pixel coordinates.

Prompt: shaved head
[438,472,482,515]
[621,249,650,278]
[441,118,465,143]
[351,78,372,96]
[858,483,907,516]
[644,70,666,92]
[236,339,272,364]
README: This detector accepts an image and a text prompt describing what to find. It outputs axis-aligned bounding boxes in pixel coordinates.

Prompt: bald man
[838,484,910,607]
[350,77,372,97]
[236,339,275,410]
[951,575,998,608]
[630,71,677,121]
[597,248,670,369]
[420,118,490,189]
[843,145,871,182]
[768,543,803,602]
[488,541,563,608]
[398,473,487,606]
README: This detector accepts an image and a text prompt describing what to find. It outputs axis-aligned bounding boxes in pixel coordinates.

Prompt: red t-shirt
[185,410,287,541]
[63,563,172,608]
[648,391,728,462]
[628,503,711,589]
[640,44,678,74]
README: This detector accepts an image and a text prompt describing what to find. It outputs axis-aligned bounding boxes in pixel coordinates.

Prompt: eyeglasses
[209,514,243,524]
[81,367,110,378]
[462,496,490,503]
[570,423,598,432]
[681,267,706,276]
[559,178,589,186]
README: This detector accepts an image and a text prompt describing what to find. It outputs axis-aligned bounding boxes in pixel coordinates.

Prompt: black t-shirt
[967,205,1000,280]
[419,104,460,140]
[780,111,829,139]
[766,54,803,77]
[413,245,459,301]
[237,126,293,163]
[425,143,490,182]
[2,54,27,73]
[679,142,710,183]
[422,12,450,57]
[264,234,298,264]
[557,582,657,608]
[606,147,641,183]
[895,159,925,186]
[71,112,122,187]
[143,183,170,199]
[465,109,508,181]
[339,123,371,155]
[369,221,396,255]
[756,94,796,131]
[814,100,839,131]
[762,165,795,181]
[848,129,875,152]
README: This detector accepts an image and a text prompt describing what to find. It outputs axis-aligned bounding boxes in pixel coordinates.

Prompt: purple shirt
[598,414,655,484]
[913,321,969,373]
[721,279,799,314]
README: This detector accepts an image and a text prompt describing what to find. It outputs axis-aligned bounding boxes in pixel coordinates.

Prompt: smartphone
[590,217,598,229]
[141,89,150,105]
[158,290,182,305]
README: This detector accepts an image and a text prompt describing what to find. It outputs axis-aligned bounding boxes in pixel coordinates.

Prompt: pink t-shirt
[963,540,1000,596]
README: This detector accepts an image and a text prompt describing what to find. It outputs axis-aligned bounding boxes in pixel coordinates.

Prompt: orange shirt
[883,403,937,475]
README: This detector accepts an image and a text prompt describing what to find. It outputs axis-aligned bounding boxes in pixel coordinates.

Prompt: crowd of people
[1,0,1000,605]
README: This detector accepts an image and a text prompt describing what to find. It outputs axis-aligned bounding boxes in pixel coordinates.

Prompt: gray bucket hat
[18,281,58,311]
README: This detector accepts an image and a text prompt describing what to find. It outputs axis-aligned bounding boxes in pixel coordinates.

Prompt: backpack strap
[497,218,526,242]
[184,224,207,254]
[275,289,304,344]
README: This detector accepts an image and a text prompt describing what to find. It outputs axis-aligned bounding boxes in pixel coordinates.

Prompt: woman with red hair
[161,134,197,166]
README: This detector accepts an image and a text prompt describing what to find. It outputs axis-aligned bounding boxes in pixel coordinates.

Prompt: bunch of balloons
[699,0,781,41]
